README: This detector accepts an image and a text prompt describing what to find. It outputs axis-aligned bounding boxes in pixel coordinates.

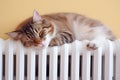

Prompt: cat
[7,10,116,50]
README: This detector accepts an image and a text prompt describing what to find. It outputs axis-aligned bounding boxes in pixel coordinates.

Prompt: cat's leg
[86,37,107,50]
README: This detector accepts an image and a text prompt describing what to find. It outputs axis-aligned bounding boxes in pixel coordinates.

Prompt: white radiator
[0,38,120,80]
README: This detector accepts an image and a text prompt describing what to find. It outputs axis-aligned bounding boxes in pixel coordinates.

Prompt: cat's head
[7,10,55,48]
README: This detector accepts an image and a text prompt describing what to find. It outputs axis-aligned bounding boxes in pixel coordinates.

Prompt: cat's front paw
[86,41,98,50]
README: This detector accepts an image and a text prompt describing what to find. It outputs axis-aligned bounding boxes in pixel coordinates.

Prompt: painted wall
[0,0,120,39]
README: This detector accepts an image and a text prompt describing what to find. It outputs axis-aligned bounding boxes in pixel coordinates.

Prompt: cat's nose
[34,39,41,44]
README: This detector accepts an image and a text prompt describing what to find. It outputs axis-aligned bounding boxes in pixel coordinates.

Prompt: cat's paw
[86,41,98,50]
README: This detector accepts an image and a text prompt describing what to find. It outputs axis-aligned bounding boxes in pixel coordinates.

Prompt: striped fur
[7,10,116,48]
[49,31,74,46]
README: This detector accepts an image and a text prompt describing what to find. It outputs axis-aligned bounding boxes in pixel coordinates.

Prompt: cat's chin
[39,44,45,48]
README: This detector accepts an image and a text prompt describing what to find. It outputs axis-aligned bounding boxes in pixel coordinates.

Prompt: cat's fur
[7,10,116,49]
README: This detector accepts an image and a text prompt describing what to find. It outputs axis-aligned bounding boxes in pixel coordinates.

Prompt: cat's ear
[33,10,42,22]
[6,31,22,40]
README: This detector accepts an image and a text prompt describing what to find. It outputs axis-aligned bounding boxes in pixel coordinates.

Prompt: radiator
[0,38,120,80]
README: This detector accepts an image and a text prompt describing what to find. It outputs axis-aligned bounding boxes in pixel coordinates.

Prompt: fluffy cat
[7,10,116,50]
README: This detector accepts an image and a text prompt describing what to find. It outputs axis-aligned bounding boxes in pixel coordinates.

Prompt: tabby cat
[7,10,116,50]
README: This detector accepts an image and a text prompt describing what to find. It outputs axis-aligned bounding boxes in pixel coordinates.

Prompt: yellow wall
[0,0,120,39]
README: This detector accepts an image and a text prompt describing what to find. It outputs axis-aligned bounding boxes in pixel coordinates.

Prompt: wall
[0,0,120,39]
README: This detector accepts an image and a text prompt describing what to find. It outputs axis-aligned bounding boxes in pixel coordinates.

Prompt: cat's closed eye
[34,28,38,33]
[42,26,49,29]
[39,31,45,38]
[27,34,31,39]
